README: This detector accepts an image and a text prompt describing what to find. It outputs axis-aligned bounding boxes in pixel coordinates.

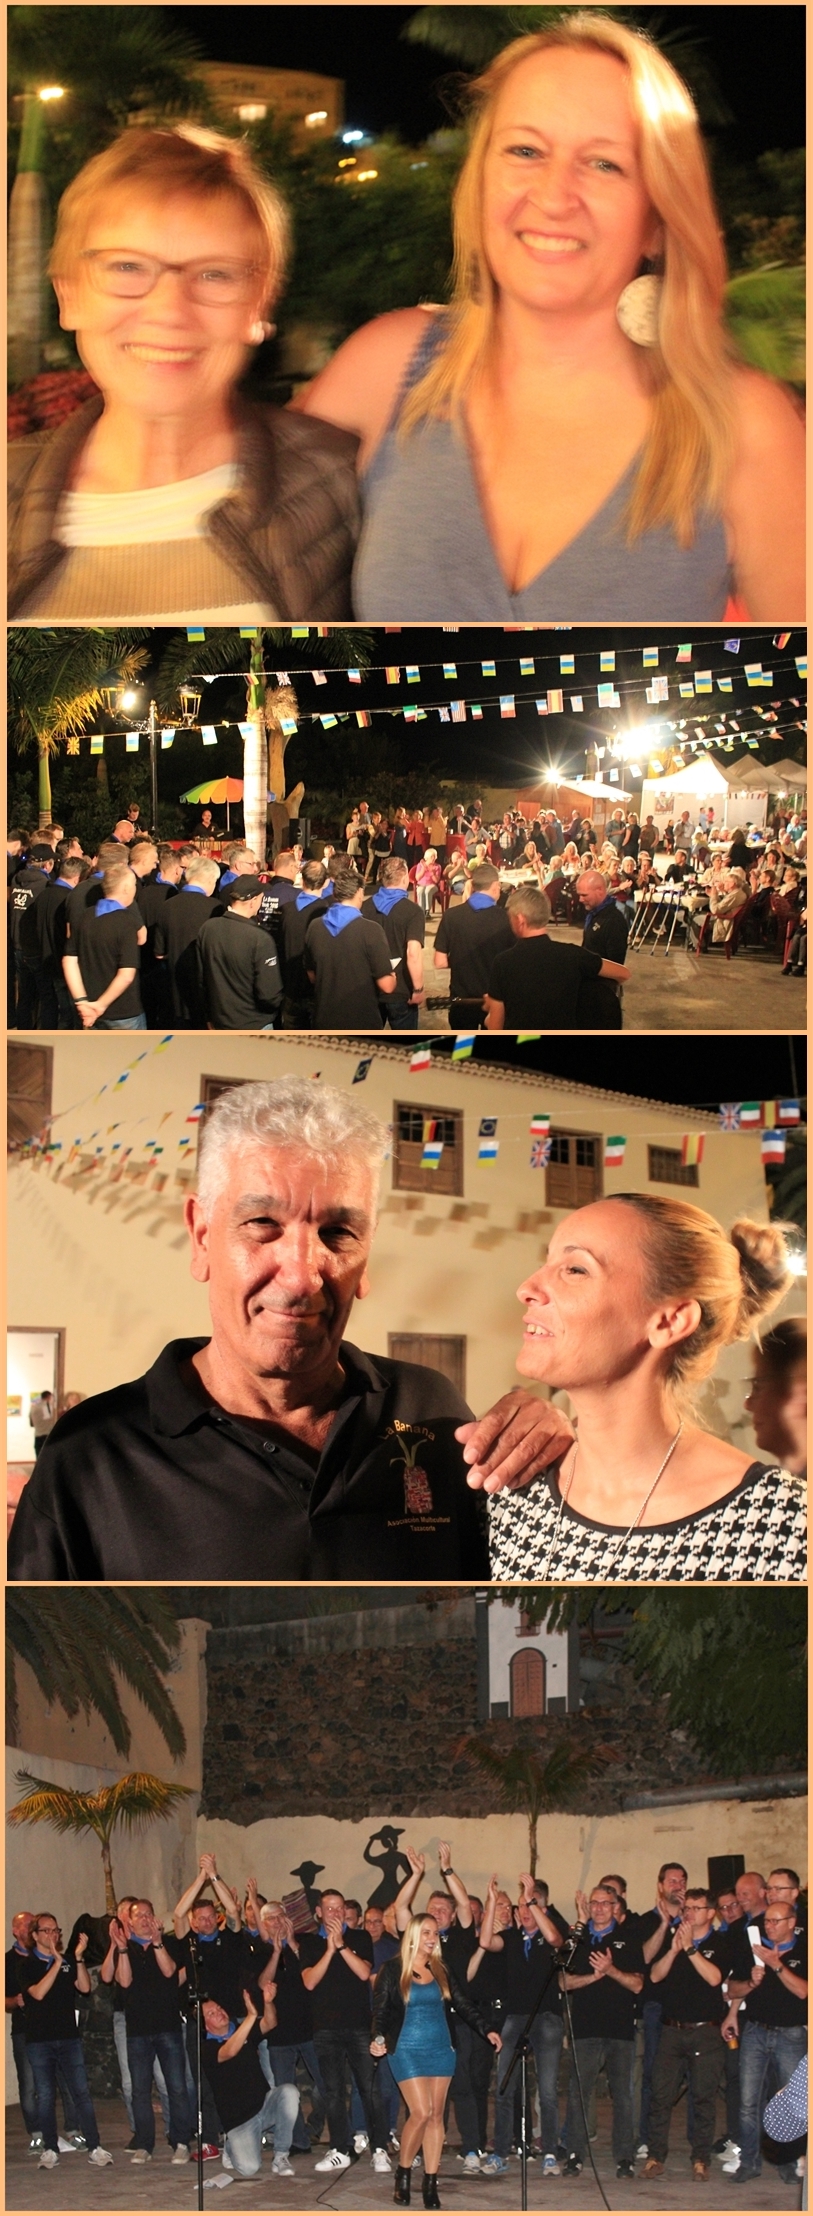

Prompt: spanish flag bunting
[681,1134,704,1166]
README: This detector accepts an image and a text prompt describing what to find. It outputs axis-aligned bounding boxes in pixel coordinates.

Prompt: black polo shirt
[201,2019,269,2132]
[305,912,393,1028]
[265,1943,314,2048]
[198,913,281,1028]
[134,876,178,954]
[72,904,143,1018]
[565,1924,643,2041]
[362,892,425,1016]
[166,1928,254,2022]
[258,875,299,946]
[10,867,50,954]
[742,1932,807,2029]
[118,1937,184,2037]
[438,1922,478,1983]
[280,895,330,1003]
[10,1949,83,2042]
[64,874,104,936]
[487,935,603,1029]
[8,1337,489,1582]
[582,901,629,964]
[651,1930,729,2024]
[492,1920,568,2016]
[434,900,513,1002]
[299,1929,374,2033]
[35,877,76,965]
[154,888,219,1026]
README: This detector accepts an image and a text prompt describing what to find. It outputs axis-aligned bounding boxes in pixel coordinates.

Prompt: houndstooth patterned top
[488,1461,807,1583]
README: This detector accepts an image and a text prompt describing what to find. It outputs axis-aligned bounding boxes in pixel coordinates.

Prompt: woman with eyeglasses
[8,127,359,621]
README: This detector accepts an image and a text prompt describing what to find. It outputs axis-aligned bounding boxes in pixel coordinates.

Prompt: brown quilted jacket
[8,393,361,620]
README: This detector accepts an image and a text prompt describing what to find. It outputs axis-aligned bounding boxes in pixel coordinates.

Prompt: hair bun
[730,1218,793,1334]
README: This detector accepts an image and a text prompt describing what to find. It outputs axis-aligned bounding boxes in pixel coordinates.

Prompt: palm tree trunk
[37,739,52,828]
[100,1834,117,1914]
[528,1812,538,1879]
[8,96,48,387]
[242,639,269,866]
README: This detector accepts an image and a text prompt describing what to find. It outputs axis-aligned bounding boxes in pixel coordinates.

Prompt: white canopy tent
[640,756,750,837]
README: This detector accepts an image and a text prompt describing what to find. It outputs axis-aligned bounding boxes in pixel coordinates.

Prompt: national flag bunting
[530,1137,552,1168]
[352,1057,373,1085]
[761,1130,786,1164]
[516,1033,542,1043]
[560,654,575,676]
[547,689,564,714]
[410,1045,433,1071]
[385,666,400,684]
[681,1134,705,1167]
[520,657,535,676]
[676,643,692,662]
[529,1111,551,1136]
[500,695,516,718]
[642,646,658,668]
[348,668,361,683]
[421,1118,443,1169]
[443,663,457,680]
[451,1033,476,1061]
[406,665,420,684]
[482,660,496,677]
[451,701,467,723]
[777,1099,801,1126]
[478,1116,498,1161]
[604,1135,626,1166]
[718,1104,742,1130]
[600,650,615,672]
[312,669,327,686]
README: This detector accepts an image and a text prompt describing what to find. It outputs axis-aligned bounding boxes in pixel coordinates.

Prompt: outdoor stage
[5,2100,801,2215]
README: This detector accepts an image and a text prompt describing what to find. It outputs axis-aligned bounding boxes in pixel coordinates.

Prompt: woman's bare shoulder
[729,361,805,461]
[290,305,441,449]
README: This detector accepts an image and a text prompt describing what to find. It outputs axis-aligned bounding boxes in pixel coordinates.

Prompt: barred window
[393,1101,464,1196]
[648,1145,700,1189]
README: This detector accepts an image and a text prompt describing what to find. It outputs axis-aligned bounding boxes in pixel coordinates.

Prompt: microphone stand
[501,1934,579,2213]
[185,1935,205,2213]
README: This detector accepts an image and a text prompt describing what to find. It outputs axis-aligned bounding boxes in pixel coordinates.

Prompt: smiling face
[55,188,269,422]
[190,1902,219,1936]
[482,45,658,323]
[186,1143,377,1389]
[203,1999,231,2036]
[417,1916,439,1961]
[515,1199,673,1395]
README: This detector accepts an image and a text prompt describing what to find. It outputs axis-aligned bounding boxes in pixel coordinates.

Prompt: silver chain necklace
[537,1420,684,1580]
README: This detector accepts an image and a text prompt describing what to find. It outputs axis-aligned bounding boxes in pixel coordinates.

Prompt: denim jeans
[646,2022,722,2164]
[637,1998,663,2144]
[27,2038,100,2155]
[98,1011,147,1029]
[128,2028,194,2154]
[13,2022,82,2134]
[494,2011,564,2159]
[265,2039,327,2152]
[738,2021,808,2173]
[187,2016,224,2144]
[314,2026,388,2154]
[14,952,41,1029]
[351,2053,400,2139]
[113,2009,170,2134]
[384,1003,419,1029]
[224,2081,300,2176]
[564,2037,635,2165]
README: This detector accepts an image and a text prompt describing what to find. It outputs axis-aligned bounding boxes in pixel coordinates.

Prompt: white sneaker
[272,2154,296,2176]
[462,2152,482,2173]
[130,2149,152,2164]
[353,2133,370,2154]
[714,2140,740,2164]
[57,2137,79,2153]
[171,2143,191,2164]
[722,2153,742,2175]
[315,2149,352,2172]
[39,2150,59,2170]
[29,2135,44,2152]
[636,2143,648,2159]
[222,2149,234,2171]
[88,2147,114,2166]
[542,2155,560,2176]
[372,2149,392,2172]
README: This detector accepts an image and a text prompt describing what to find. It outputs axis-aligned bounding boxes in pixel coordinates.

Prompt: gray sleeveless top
[353,317,731,620]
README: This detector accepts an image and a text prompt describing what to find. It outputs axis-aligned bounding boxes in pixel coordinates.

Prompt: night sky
[368,1031,807,1103]
[165,6,805,155]
[143,623,807,788]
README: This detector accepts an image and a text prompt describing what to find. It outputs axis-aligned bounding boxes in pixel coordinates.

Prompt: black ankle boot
[422,2174,441,2209]
[394,2167,411,2205]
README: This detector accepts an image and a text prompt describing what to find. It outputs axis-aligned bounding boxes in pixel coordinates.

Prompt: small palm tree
[8,626,149,824]
[458,1738,611,1876]
[6,1588,187,1762]
[8,1771,193,1913]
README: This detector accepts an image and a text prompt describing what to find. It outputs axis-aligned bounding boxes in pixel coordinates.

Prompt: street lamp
[179,684,202,725]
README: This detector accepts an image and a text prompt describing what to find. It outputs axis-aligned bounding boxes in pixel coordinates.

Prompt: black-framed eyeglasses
[80,249,264,304]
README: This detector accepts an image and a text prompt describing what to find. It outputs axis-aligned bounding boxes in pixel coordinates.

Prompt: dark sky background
[152,623,807,787]
[165,5,805,153]
[371,1032,807,1100]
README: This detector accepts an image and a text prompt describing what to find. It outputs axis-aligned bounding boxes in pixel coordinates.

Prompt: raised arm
[218,1991,260,2063]
[438,1842,472,1927]
[394,1847,426,1934]
[173,1860,208,1939]
[519,1874,563,1949]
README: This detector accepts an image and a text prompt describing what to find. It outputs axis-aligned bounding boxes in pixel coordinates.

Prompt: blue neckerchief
[522,1932,533,1958]
[771,1937,798,1955]
[206,2021,236,2042]
[91,869,103,879]
[195,1930,218,1943]
[130,1934,153,1947]
[219,869,237,887]
[373,886,408,915]
[33,1948,58,1963]
[95,898,125,918]
[296,890,323,911]
[589,896,619,917]
[182,884,209,895]
[587,1919,616,1941]
[156,872,174,885]
[467,892,496,911]
[55,876,74,888]
[322,904,361,937]
[318,1922,347,1939]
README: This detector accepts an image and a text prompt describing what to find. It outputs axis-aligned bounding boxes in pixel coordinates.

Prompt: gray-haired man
[10,1077,519,1581]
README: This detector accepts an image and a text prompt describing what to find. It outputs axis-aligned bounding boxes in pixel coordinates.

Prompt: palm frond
[104,1772,193,1830]
[7,1590,186,1762]
[8,1774,106,1836]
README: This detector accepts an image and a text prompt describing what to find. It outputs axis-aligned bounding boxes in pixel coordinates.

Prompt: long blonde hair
[400,13,735,544]
[399,1915,451,2005]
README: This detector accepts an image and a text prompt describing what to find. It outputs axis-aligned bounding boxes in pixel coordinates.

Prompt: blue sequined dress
[391,1977,456,2082]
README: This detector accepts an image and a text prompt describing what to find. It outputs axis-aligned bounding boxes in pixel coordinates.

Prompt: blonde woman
[463,1196,806,1579]
[9,127,359,620]
[371,1916,501,2210]
[297,14,803,620]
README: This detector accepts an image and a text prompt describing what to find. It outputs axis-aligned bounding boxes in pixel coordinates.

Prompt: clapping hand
[753,1941,781,1974]
[109,1917,127,1951]
[518,1874,536,1903]
[199,1852,217,1879]
[145,1913,164,1948]
[590,1949,611,1979]
[74,1932,88,1960]
[438,1842,453,1873]
[406,1847,426,1879]
[242,1988,259,2020]
[575,1891,590,1925]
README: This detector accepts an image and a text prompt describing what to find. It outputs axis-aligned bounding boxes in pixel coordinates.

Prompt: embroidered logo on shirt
[389,1428,435,1516]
